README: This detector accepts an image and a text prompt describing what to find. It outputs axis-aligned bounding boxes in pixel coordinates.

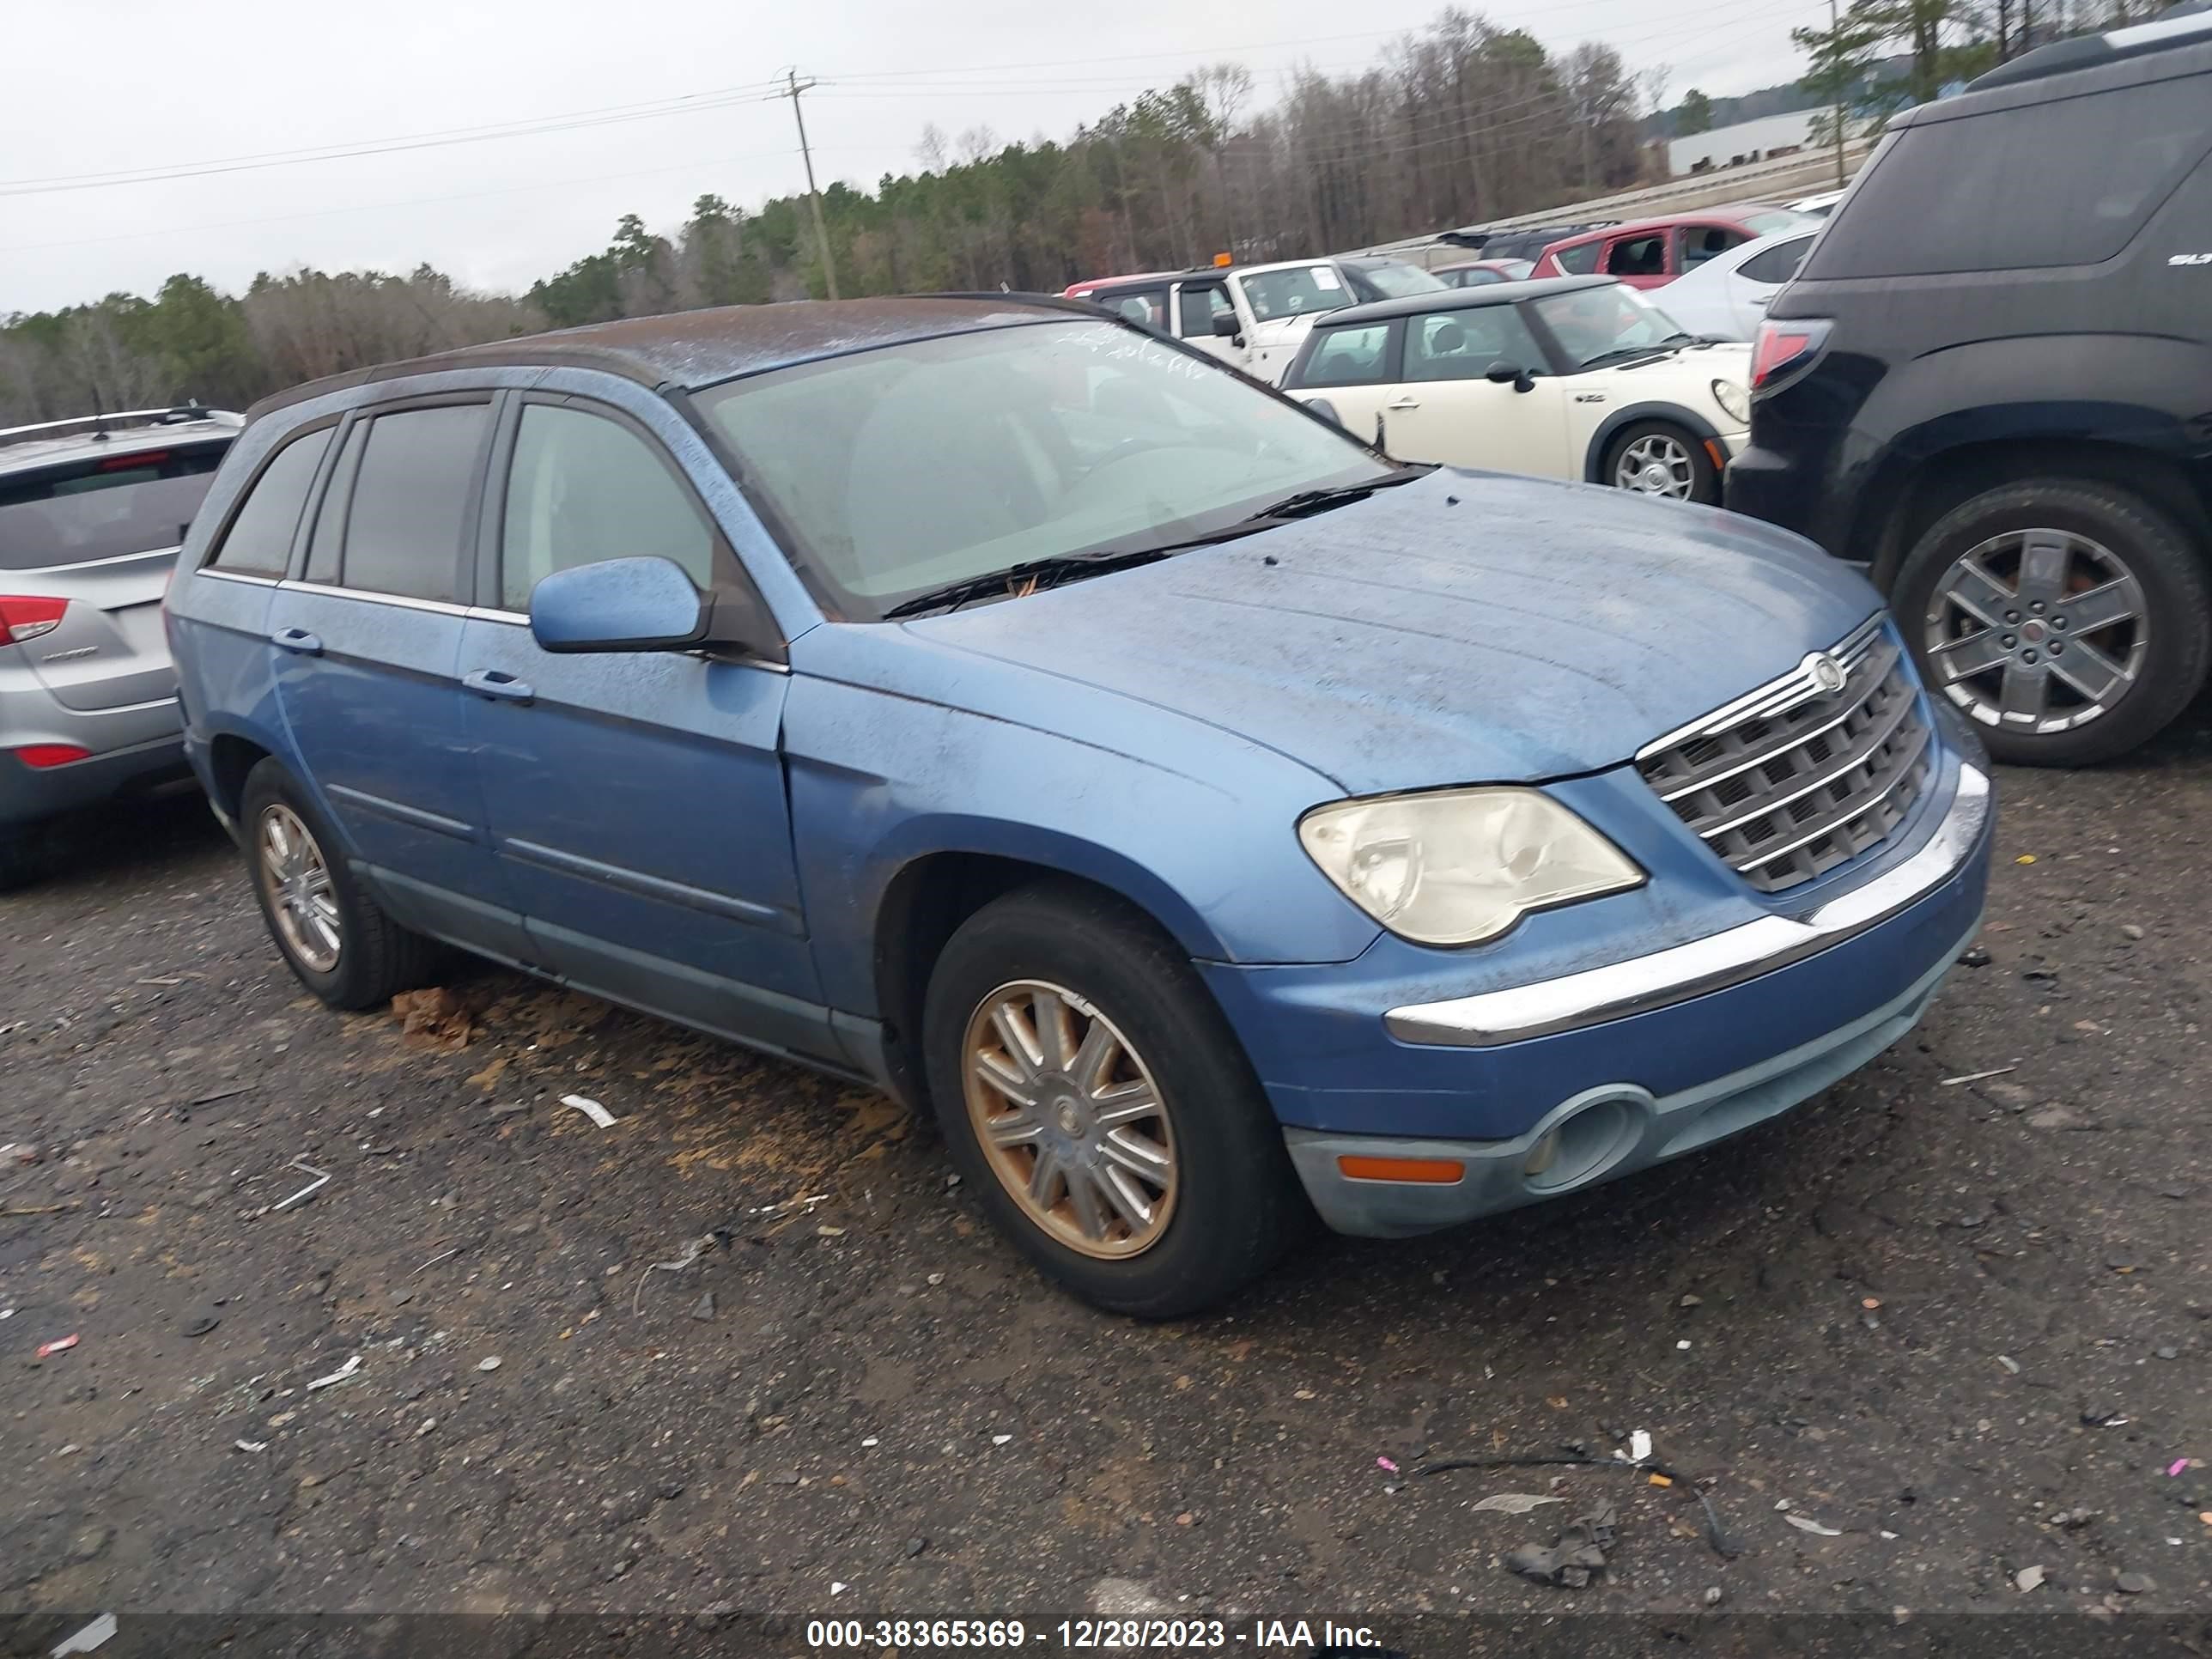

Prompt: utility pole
[781,68,839,301]
[1830,0,1848,188]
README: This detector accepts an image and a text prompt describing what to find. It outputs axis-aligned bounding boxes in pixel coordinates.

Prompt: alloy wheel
[258,803,341,973]
[1614,432,1695,498]
[1923,529,2147,734]
[961,980,1178,1260]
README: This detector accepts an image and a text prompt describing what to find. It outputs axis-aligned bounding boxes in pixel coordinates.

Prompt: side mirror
[1485,363,1538,393]
[530,556,744,655]
[1210,310,1242,338]
[1300,397,1346,430]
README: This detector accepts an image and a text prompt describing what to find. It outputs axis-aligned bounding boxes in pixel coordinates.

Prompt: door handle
[270,627,322,655]
[1385,397,1422,410]
[462,668,535,703]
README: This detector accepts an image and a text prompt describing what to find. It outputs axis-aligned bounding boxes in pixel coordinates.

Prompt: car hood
[906,469,1882,795]
[1591,339,1753,404]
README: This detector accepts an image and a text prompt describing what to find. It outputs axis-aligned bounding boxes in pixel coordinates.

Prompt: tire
[1893,480,2211,767]
[1603,419,1718,505]
[240,757,441,1008]
[921,884,1309,1318]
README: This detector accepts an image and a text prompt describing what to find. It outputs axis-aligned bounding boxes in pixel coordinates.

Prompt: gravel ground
[3,726,2210,1646]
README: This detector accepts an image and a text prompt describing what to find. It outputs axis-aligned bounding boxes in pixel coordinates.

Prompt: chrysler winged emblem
[1805,651,1848,694]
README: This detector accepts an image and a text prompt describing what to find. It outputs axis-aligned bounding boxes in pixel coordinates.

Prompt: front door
[266,397,532,962]
[1171,280,1240,365]
[1372,307,1572,479]
[459,394,831,1064]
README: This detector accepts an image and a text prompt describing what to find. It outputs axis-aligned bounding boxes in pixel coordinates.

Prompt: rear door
[267,395,531,959]
[1601,231,1670,289]
[1286,320,1401,447]
[1674,222,1753,282]
[0,439,229,709]
[1171,280,1240,364]
[458,393,829,1061]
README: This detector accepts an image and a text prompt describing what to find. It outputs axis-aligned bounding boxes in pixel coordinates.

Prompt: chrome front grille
[1636,616,1934,895]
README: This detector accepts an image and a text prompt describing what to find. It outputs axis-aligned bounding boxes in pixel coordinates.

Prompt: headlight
[1297,787,1644,945]
[1711,379,1751,425]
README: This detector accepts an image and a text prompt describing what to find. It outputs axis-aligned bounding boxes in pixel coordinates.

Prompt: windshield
[1237,265,1358,323]
[0,442,229,571]
[1344,260,1449,301]
[697,319,1388,618]
[1531,284,1690,369]
[1741,209,1814,235]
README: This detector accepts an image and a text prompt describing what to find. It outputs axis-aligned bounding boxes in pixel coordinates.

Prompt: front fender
[1582,401,1725,483]
[781,672,1382,1019]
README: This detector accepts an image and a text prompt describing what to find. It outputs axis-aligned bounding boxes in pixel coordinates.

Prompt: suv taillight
[0,595,68,645]
[1750,318,1833,393]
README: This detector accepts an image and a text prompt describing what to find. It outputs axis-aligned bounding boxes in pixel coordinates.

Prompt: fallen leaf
[2015,854,2037,865]
[1784,1514,1844,1536]
[465,1055,511,1091]
[1472,1492,1565,1515]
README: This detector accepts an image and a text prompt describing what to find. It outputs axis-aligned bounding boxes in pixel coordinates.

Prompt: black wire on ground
[1410,1453,1744,1559]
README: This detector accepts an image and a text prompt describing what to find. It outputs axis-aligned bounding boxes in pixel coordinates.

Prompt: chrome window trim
[277,579,470,617]
[196,568,283,587]
[22,544,187,575]
[1384,763,1990,1048]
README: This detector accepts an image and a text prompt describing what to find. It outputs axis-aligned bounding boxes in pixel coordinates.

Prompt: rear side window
[1297,324,1393,387]
[1098,288,1169,330]
[3,442,230,572]
[1604,234,1668,277]
[1679,225,1748,269]
[1808,74,2212,276]
[1550,240,1601,275]
[500,405,716,611]
[1739,234,1814,285]
[302,422,365,586]
[206,431,328,577]
[341,405,489,604]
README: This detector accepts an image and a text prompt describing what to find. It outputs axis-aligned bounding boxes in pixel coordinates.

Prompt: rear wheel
[1895,480,2210,766]
[922,884,1308,1318]
[240,758,441,1007]
[1604,420,1718,505]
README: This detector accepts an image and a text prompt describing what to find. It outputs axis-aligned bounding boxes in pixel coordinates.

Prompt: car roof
[1313,273,1615,327]
[0,411,242,479]
[245,295,1097,422]
[1541,207,1787,249]
[1966,2,2210,91]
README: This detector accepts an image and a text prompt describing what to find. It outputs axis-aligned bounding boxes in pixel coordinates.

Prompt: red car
[1528,206,1814,289]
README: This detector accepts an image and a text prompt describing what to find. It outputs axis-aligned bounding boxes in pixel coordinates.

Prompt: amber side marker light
[1337,1155,1465,1184]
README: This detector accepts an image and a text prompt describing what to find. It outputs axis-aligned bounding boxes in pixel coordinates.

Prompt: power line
[778,69,839,301]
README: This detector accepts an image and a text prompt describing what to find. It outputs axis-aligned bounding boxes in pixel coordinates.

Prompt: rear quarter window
[206,428,331,577]
[1807,72,2212,276]
[1296,323,1393,387]
[1550,240,1602,275]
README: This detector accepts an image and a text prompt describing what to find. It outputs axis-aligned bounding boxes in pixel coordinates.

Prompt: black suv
[1725,6,2212,764]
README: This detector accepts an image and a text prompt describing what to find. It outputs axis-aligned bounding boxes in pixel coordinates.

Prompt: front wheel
[1604,420,1718,505]
[922,885,1308,1317]
[1894,480,2211,766]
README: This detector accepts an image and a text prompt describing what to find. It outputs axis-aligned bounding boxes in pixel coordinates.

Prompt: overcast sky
[1,0,1825,314]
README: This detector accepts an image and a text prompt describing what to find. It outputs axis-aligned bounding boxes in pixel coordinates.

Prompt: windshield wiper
[881,547,1177,620]
[1245,464,1433,522]
[1577,343,1674,370]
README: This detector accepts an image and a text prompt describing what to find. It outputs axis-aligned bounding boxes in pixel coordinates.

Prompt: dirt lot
[4,726,2211,1646]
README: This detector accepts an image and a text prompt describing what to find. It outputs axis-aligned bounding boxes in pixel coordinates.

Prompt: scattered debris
[36,1334,79,1359]
[2015,854,2036,865]
[992,1434,1013,1447]
[0,1308,13,1320]
[2051,1509,2098,1529]
[50,1613,116,1656]
[1,1142,38,1164]
[179,1306,221,1338]
[2115,1572,2153,1595]
[412,1248,459,1276]
[559,1094,617,1129]
[1703,1587,1723,1607]
[904,1536,927,1559]
[2081,1407,2130,1428]
[416,1419,437,1437]
[1415,1449,1740,1559]
[1376,1456,1400,1474]
[190,1085,255,1108]
[634,1234,719,1314]
[3,1203,74,1217]
[477,1356,501,1373]
[1958,945,1992,968]
[830,1582,848,1596]
[690,1292,716,1322]
[1623,1431,1653,1463]
[1174,1510,1195,1527]
[1997,1355,2021,1374]
[233,1439,267,1454]
[1472,1492,1565,1515]
[861,1437,879,1449]
[1941,1066,2016,1086]
[1784,1514,1844,1537]
[137,975,183,987]
[269,1158,331,1212]
[1648,1474,1674,1488]
[306,1355,361,1390]
[817,1224,848,1238]
[1679,1293,1703,1308]
[392,987,476,1050]
[2170,1459,2191,1479]
[2014,1565,2046,1593]
[2121,924,2145,941]
[1502,1502,1617,1589]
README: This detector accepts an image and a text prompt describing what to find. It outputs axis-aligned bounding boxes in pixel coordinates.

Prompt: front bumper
[1211,760,1992,1238]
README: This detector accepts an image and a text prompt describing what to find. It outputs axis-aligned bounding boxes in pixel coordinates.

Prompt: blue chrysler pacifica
[163,296,1994,1316]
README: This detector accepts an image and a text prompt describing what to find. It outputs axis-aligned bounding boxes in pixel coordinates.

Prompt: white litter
[52,1613,116,1656]
[1784,1514,1844,1536]
[233,1438,268,1453]
[1940,1066,2017,1087]
[1472,1492,1565,1515]
[2014,1565,2045,1592]
[477,1356,501,1372]
[0,1308,13,1319]
[559,1095,617,1129]
[1621,1430,1653,1463]
[1997,1355,2021,1374]
[270,1158,331,1212]
[991,1434,1012,1446]
[831,1582,848,1596]
[306,1355,361,1390]
[861,1437,879,1448]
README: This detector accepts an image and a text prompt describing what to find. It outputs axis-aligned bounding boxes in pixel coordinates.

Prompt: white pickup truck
[1066,257,1452,386]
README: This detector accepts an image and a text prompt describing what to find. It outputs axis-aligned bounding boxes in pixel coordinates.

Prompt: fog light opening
[1523,1096,1639,1194]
